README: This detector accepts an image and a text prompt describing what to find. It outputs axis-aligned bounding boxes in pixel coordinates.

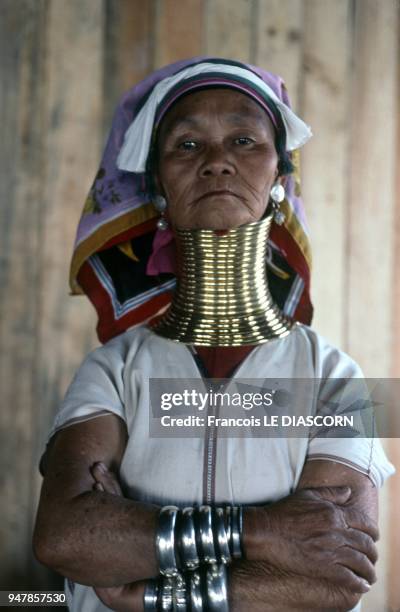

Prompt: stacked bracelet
[179,507,200,570]
[197,505,218,564]
[174,573,187,611]
[181,505,243,570]
[229,506,243,560]
[206,564,229,612]
[143,579,158,611]
[214,507,231,565]
[189,570,203,612]
[159,576,174,611]
[149,504,242,611]
[145,564,228,612]
[156,506,180,577]
[156,504,243,572]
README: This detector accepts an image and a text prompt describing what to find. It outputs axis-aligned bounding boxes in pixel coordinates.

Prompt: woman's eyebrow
[225,112,266,126]
[167,112,265,133]
[166,117,201,133]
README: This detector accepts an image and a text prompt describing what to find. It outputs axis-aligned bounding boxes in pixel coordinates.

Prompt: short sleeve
[46,337,127,443]
[306,335,396,488]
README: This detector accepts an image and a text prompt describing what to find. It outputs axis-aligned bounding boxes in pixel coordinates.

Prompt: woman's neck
[153,214,294,346]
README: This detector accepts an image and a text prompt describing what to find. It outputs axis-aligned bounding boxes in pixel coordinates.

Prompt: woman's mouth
[196,190,241,202]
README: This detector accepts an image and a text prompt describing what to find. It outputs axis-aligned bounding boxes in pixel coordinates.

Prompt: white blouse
[45,323,395,612]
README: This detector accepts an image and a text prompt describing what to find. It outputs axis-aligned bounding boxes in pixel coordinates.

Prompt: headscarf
[70,57,313,344]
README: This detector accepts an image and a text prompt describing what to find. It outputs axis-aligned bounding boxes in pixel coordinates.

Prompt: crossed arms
[33,414,378,611]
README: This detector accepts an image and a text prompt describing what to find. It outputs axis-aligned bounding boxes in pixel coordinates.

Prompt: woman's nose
[199,145,236,177]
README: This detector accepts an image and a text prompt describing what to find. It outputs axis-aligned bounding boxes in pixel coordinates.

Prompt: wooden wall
[0,0,399,607]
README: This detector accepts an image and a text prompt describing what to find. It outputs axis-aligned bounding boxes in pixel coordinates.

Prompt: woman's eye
[178,140,198,151]
[235,137,254,145]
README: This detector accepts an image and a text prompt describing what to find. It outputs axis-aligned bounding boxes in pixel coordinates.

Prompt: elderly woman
[33,58,394,612]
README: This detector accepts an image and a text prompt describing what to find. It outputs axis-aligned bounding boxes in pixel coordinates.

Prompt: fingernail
[361,580,371,592]
[96,462,107,473]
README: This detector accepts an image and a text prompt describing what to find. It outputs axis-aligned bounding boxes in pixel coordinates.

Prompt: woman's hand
[245,484,377,595]
[90,463,145,612]
[90,461,124,496]
[94,582,145,612]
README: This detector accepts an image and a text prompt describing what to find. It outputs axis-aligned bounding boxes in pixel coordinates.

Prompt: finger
[93,482,105,492]
[343,508,380,541]
[91,462,123,496]
[335,547,377,586]
[95,583,145,609]
[330,563,372,594]
[339,528,378,565]
[94,586,125,608]
[303,486,352,505]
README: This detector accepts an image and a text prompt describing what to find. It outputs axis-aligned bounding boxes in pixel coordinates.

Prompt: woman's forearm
[33,417,162,587]
[33,489,160,587]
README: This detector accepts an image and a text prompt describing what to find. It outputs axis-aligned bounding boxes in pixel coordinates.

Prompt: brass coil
[153,214,294,346]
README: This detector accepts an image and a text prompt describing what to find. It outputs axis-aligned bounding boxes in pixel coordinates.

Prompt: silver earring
[157,215,169,231]
[154,195,168,230]
[270,183,285,225]
[153,195,167,212]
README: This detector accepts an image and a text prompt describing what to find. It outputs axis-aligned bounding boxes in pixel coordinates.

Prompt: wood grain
[388,2,400,606]
[35,0,103,587]
[205,0,253,62]
[345,1,399,605]
[0,0,48,588]
[153,0,204,68]
[346,0,397,376]
[104,0,154,129]
[301,0,351,347]
[254,0,303,110]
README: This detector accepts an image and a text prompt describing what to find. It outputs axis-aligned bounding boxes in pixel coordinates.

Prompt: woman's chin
[184,212,255,231]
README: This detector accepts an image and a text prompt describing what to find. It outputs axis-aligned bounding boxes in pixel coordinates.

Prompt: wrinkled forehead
[156,87,277,141]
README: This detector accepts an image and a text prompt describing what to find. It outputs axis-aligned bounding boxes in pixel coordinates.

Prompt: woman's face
[156,89,280,230]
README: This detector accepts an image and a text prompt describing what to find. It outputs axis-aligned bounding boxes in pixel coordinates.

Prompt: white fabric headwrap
[116,63,312,173]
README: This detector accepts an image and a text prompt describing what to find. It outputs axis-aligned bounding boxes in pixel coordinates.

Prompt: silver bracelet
[230,506,242,559]
[173,572,188,611]
[159,576,174,611]
[143,578,158,611]
[206,563,229,611]
[198,505,218,564]
[179,507,200,570]
[189,569,204,612]
[157,505,180,577]
[214,507,231,564]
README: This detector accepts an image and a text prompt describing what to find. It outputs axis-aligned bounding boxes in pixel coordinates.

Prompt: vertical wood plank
[388,5,400,606]
[346,0,397,377]
[104,0,154,129]
[300,0,351,347]
[0,0,49,588]
[254,0,304,111]
[153,0,204,68]
[346,1,398,608]
[31,0,104,584]
[205,0,253,62]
